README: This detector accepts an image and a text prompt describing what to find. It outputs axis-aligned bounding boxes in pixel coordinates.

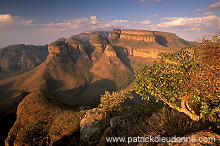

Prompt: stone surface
[110,116,138,138]
[80,108,109,145]
[120,29,156,42]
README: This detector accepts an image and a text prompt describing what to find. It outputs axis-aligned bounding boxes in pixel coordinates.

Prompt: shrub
[135,34,220,123]
[99,91,133,112]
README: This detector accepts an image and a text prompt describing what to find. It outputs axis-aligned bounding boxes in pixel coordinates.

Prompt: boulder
[110,116,138,138]
[80,108,109,145]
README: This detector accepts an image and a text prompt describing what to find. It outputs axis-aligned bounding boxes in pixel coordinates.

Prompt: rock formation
[0,29,193,145]
[80,108,109,145]
[88,34,109,62]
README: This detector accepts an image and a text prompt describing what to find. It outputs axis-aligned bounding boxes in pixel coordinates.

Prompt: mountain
[0,29,191,114]
[0,29,191,145]
[0,44,48,79]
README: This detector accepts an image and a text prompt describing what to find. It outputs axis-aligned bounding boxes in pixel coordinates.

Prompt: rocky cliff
[0,29,192,145]
[0,29,190,115]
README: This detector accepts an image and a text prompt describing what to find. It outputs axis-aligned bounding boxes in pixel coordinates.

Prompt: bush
[99,91,133,112]
[135,34,220,123]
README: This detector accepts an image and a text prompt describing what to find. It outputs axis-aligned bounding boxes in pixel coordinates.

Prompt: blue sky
[0,0,219,47]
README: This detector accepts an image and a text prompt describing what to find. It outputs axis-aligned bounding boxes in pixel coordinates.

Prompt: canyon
[0,29,192,145]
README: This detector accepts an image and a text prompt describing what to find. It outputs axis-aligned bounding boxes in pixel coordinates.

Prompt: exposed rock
[67,39,85,52]
[80,108,109,145]
[104,44,117,57]
[120,29,156,42]
[89,35,109,62]
[108,29,121,41]
[110,116,138,138]
[56,37,66,42]
[5,92,81,146]
[47,41,68,57]
[89,42,134,89]
[0,29,192,145]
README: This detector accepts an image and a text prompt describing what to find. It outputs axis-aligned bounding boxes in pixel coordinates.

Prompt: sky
[0,0,219,48]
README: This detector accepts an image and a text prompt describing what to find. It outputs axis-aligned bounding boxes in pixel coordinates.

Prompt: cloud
[45,17,151,31]
[112,20,129,23]
[194,9,202,12]
[208,1,220,11]
[156,15,219,32]
[140,20,151,24]
[204,12,214,15]
[0,14,32,26]
[45,16,115,30]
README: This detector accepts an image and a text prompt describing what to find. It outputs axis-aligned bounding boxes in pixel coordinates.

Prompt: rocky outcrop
[67,39,85,52]
[108,29,156,43]
[110,116,138,138]
[89,43,134,89]
[80,108,109,145]
[104,44,117,57]
[120,29,156,42]
[5,92,81,146]
[108,29,121,42]
[89,35,109,62]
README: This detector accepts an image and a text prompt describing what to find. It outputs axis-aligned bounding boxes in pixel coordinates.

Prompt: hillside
[0,29,192,145]
[0,44,48,79]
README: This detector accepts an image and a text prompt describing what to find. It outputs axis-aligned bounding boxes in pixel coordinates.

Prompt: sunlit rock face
[89,35,109,62]
[109,29,156,43]
[120,29,156,42]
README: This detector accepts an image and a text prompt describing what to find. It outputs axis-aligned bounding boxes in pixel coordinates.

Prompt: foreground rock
[80,108,109,145]
[5,92,81,146]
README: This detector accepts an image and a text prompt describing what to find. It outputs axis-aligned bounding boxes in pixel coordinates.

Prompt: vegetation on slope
[49,41,66,46]
[135,34,219,125]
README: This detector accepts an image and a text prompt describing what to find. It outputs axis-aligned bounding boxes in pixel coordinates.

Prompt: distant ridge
[0,29,191,116]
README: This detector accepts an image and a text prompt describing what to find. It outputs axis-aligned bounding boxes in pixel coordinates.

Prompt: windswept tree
[135,35,219,122]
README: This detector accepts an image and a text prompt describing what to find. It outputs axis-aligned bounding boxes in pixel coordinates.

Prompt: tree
[135,35,220,122]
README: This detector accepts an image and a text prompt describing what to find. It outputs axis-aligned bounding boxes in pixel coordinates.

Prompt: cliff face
[120,29,156,42]
[0,29,192,145]
[0,29,190,108]
[0,29,190,113]
[108,29,188,70]
[88,35,109,62]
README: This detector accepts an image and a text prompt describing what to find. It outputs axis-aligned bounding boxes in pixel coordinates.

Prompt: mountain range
[0,29,191,144]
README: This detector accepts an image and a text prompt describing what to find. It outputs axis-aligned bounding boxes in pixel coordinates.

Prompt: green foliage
[135,34,220,122]
[49,41,65,46]
[67,39,82,45]
[99,91,133,112]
